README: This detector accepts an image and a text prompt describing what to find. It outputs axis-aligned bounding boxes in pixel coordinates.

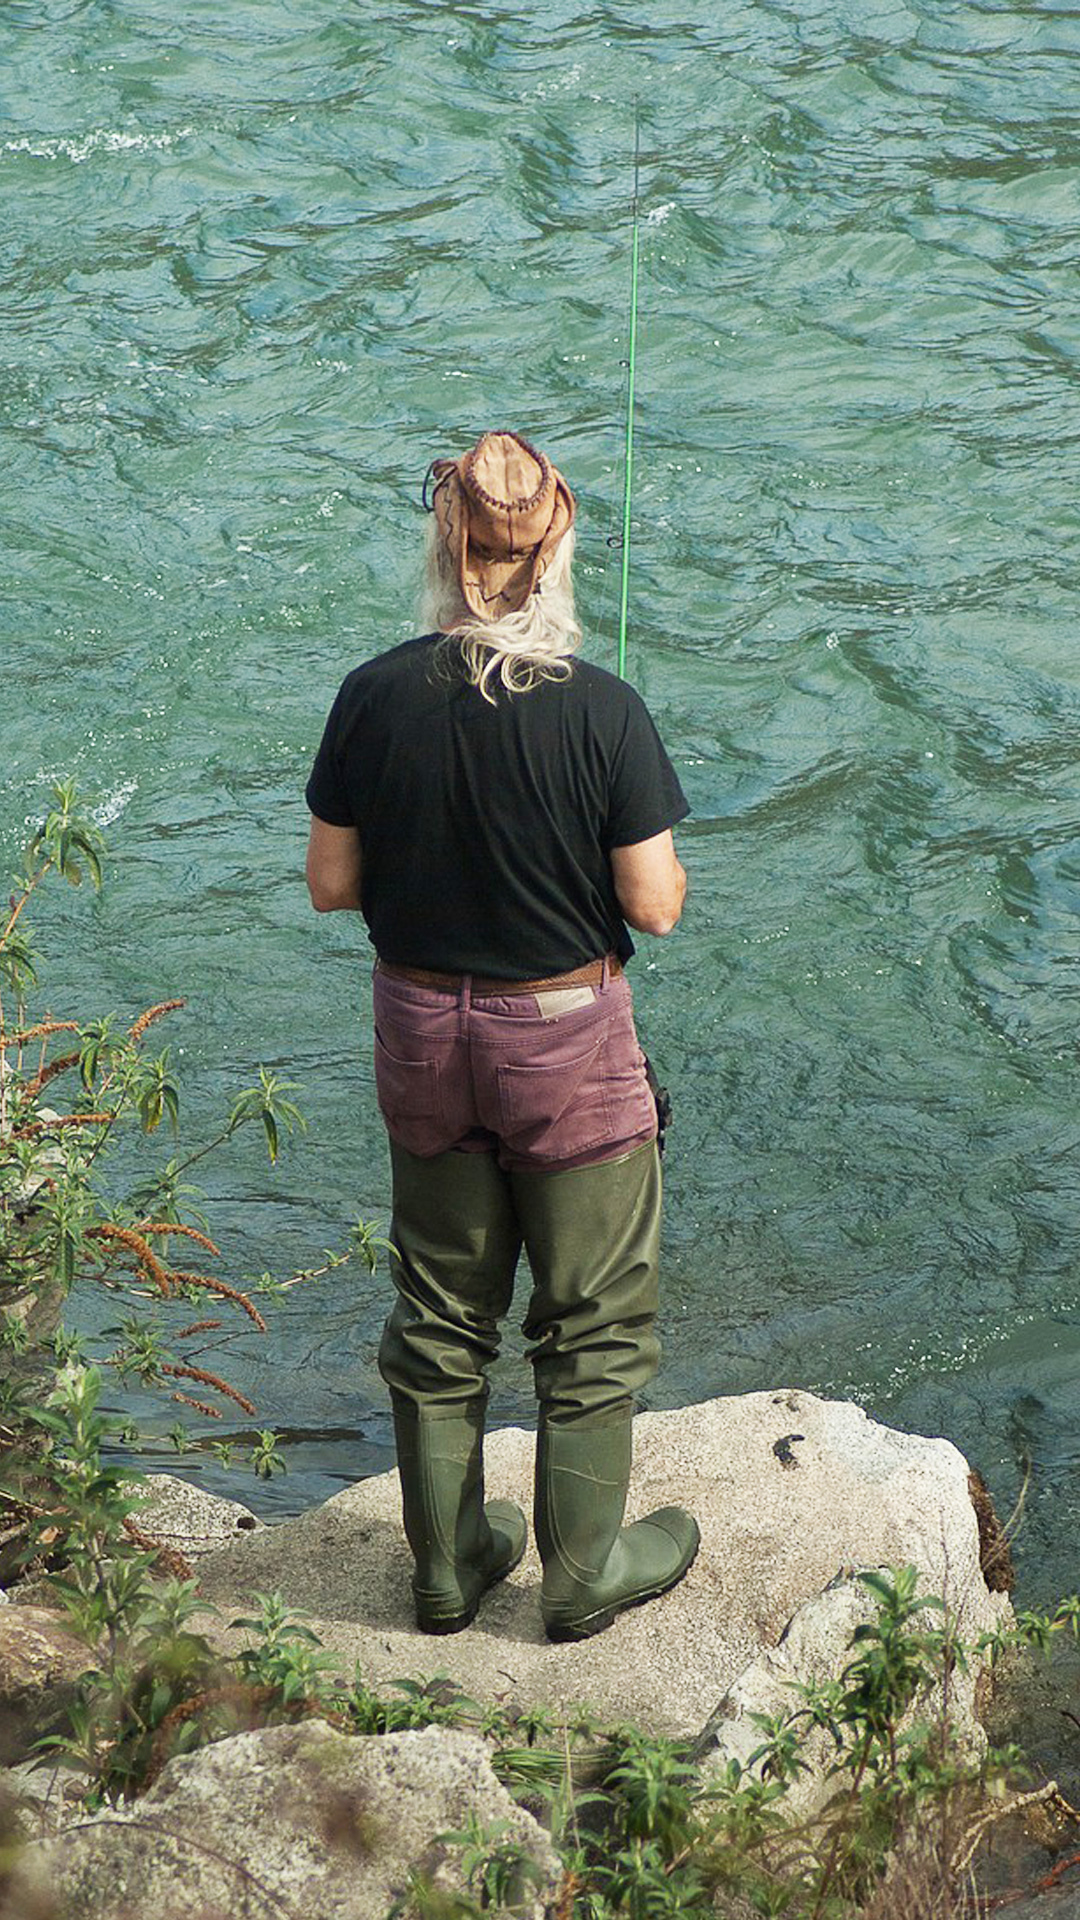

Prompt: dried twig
[89,1223,174,1297]
[0,1021,79,1050]
[953,1781,1079,1878]
[26,1050,81,1095]
[62,1813,302,1919]
[11,1111,113,1139]
[171,1391,223,1419]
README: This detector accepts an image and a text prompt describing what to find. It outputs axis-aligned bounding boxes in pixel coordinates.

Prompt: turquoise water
[4,1,1079,1601]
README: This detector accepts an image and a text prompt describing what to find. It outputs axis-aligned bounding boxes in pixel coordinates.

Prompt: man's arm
[306,815,363,912]
[610,829,686,936]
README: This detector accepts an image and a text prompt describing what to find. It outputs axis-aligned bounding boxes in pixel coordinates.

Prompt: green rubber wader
[379,1144,526,1631]
[511,1142,699,1639]
[533,1410,699,1640]
[391,1400,526,1633]
[379,1142,522,1411]
[512,1140,663,1426]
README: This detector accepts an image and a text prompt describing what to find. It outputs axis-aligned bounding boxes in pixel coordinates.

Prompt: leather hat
[428,431,576,622]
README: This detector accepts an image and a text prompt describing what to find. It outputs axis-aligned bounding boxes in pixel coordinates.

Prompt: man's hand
[306,815,363,912]
[610,829,686,935]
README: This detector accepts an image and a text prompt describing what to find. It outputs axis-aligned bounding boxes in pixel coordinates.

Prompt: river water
[4,0,1079,1605]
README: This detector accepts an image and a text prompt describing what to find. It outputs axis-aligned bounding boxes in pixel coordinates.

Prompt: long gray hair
[419,516,582,701]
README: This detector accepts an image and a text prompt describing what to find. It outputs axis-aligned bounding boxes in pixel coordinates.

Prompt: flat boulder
[16,1720,562,1920]
[195,1391,1012,1743]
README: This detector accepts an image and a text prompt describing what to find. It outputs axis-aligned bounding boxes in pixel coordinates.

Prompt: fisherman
[304,430,699,1641]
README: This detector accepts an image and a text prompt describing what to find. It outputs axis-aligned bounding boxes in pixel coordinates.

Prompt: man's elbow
[306,865,358,914]
[633,901,683,937]
[305,818,363,913]
[638,906,681,937]
[624,865,687,937]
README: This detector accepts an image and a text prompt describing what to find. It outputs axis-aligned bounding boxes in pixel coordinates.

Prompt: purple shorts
[371,962,658,1172]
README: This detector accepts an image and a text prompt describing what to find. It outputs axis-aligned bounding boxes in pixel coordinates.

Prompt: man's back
[306,635,688,977]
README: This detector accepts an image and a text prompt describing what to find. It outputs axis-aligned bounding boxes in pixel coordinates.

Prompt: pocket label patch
[532,986,598,1019]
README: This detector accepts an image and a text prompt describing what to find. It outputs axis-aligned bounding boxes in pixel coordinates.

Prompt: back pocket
[497,1039,613,1162]
[374,1032,445,1156]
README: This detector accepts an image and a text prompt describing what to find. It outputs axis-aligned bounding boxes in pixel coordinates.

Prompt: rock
[0,1607,92,1767]
[1,1757,88,1840]
[194,1391,1011,1750]
[130,1473,263,1564]
[691,1573,993,1817]
[18,1721,562,1920]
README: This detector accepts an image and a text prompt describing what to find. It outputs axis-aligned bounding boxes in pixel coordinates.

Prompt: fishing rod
[616,103,642,682]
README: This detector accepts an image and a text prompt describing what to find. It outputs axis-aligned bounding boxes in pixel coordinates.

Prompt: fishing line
[616,102,642,681]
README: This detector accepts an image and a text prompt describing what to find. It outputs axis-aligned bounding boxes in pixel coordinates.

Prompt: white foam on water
[91,779,137,828]
[646,202,676,226]
[523,62,583,100]
[3,127,193,165]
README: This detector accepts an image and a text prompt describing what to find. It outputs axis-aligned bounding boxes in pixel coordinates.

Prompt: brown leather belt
[377,955,622,995]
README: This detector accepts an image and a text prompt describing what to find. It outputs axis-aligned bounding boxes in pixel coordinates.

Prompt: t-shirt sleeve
[305,686,355,827]
[605,687,691,849]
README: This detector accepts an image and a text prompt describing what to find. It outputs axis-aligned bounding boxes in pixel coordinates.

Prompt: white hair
[419,516,582,702]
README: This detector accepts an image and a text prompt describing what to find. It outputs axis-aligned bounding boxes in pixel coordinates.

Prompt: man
[305,430,698,1642]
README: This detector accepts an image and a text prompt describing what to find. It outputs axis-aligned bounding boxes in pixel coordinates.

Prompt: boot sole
[544,1532,701,1643]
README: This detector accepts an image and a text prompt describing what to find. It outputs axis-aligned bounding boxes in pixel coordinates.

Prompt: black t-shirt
[305,635,689,979]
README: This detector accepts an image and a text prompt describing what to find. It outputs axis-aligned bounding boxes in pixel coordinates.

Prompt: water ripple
[4,0,1080,1600]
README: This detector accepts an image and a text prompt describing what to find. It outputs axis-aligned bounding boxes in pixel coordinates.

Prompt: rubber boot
[534,1409,699,1640]
[512,1143,699,1640]
[393,1400,526,1633]
[379,1145,527,1633]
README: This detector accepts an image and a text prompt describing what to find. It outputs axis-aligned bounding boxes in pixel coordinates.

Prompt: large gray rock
[1,1755,87,1840]
[132,1472,263,1562]
[195,1391,1011,1745]
[0,1607,92,1767]
[691,1573,996,1818]
[18,1721,562,1920]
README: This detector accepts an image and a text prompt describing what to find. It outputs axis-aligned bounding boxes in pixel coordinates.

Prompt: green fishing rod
[616,105,642,681]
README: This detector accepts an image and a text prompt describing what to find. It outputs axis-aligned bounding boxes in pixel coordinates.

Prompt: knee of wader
[377,1303,411,1393]
[378,1298,498,1410]
[530,1323,662,1422]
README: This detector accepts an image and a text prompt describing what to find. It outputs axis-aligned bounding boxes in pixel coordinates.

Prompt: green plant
[0,781,394,1520]
[229,1591,342,1709]
[18,1363,156,1655]
[439,1809,545,1912]
[603,1728,700,1854]
[0,778,103,1003]
[42,1600,225,1806]
[345,1672,477,1737]
[226,1068,305,1166]
[250,1429,287,1479]
[388,1875,484,1919]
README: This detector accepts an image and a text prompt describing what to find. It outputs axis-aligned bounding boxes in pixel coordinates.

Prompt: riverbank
[3,1391,1078,1917]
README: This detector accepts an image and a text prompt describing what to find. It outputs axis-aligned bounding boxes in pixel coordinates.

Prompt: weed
[229,1591,343,1709]
[440,1809,546,1911]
